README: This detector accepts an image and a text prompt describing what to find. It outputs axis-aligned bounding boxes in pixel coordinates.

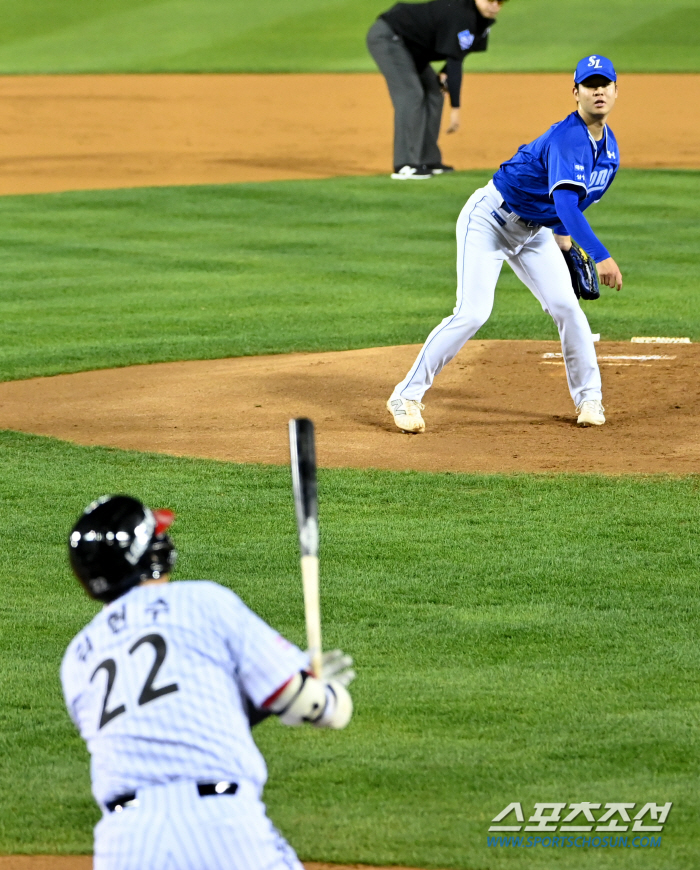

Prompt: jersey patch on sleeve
[457,29,475,50]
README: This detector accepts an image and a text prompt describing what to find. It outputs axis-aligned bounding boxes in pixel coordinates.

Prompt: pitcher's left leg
[509,230,602,409]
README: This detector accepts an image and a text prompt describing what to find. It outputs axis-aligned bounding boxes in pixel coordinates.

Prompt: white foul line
[631,336,690,344]
[541,353,676,361]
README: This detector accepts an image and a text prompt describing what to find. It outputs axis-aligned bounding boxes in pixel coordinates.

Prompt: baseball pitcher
[387,55,622,430]
[61,495,355,870]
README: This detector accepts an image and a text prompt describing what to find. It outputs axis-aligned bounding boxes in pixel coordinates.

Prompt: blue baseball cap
[574,55,617,84]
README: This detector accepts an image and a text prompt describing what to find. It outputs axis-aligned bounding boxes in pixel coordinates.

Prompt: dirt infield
[0,73,698,195]
[1,340,698,474]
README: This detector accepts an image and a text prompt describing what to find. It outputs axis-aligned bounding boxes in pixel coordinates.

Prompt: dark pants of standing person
[367,18,444,170]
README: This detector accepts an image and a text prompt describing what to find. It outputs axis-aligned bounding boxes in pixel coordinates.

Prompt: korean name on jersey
[61,581,308,808]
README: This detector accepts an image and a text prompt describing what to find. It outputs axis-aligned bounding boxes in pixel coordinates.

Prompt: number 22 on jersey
[90,633,179,729]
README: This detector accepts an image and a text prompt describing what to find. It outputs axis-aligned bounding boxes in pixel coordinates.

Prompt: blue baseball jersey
[492,111,619,228]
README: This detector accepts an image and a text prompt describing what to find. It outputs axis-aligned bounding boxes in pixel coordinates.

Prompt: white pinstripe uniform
[61,580,309,870]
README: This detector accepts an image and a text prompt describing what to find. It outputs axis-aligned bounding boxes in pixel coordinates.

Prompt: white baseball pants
[93,780,304,870]
[395,180,602,409]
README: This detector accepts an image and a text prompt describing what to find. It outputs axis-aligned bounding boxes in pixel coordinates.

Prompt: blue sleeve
[552,188,610,263]
[548,127,591,197]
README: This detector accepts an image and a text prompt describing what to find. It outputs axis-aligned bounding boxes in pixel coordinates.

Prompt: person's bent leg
[509,230,602,408]
[394,189,505,402]
[367,19,429,169]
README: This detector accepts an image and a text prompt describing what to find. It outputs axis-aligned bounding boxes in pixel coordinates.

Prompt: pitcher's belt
[499,201,541,229]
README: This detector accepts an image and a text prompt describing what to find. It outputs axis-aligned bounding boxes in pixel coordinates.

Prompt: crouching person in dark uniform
[367,0,508,179]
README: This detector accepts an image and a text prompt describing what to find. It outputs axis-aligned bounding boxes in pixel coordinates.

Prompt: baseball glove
[562,240,600,301]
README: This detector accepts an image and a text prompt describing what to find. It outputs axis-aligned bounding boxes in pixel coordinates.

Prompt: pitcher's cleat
[577,399,605,427]
[387,392,426,433]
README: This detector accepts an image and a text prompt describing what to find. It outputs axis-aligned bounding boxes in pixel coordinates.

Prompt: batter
[61,495,355,870]
[387,55,623,430]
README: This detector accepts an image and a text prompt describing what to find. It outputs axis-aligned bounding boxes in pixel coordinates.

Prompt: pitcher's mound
[0,340,698,474]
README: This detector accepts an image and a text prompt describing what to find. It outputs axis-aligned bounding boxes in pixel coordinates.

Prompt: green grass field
[0,0,698,73]
[0,165,699,868]
[2,432,699,868]
[1,170,698,384]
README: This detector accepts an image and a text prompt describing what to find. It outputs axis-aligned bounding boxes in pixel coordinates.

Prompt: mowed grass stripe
[0,169,698,384]
[0,0,697,73]
[0,430,698,867]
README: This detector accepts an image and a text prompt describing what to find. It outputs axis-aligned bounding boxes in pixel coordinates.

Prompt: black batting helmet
[68,495,177,603]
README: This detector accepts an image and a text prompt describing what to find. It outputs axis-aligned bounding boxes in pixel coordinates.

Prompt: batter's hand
[446,108,460,133]
[317,649,355,687]
[596,257,623,291]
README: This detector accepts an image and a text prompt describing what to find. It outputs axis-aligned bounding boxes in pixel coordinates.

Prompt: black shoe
[390,164,433,180]
[428,163,455,174]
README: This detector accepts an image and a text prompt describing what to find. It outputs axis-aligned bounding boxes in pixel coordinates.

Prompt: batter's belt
[106,780,238,813]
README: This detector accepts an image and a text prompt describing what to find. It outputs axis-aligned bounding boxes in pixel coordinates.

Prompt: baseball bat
[288,418,322,678]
